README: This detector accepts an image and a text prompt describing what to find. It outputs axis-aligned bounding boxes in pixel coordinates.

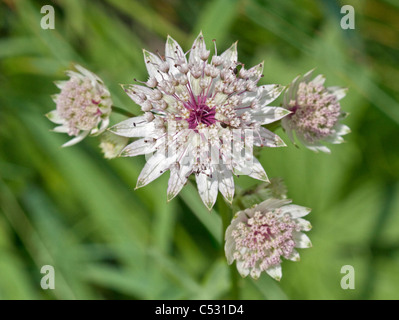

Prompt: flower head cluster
[282,70,350,153]
[225,198,312,280]
[47,65,112,147]
[111,33,290,209]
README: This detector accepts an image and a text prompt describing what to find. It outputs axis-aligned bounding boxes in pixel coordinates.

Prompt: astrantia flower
[47,65,112,147]
[111,33,290,209]
[225,198,312,280]
[281,70,350,153]
[99,132,129,159]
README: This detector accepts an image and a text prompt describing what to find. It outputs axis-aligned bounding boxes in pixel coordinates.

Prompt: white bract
[47,65,112,147]
[111,33,290,209]
[225,198,312,281]
[99,132,129,159]
[282,69,350,153]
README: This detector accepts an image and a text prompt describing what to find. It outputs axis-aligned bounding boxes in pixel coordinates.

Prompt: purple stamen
[187,103,216,129]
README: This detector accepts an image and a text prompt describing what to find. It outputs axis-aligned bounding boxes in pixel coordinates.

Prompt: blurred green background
[1,0,399,300]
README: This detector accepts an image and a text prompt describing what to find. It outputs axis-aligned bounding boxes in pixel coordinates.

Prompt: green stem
[218,197,240,300]
[112,106,136,118]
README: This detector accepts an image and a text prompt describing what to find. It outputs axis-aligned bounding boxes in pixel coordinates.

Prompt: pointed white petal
[91,117,109,136]
[296,218,312,232]
[122,84,154,105]
[253,127,286,148]
[196,172,218,210]
[136,152,175,188]
[306,144,331,154]
[217,165,235,203]
[52,125,69,133]
[257,84,284,106]
[324,133,345,144]
[236,260,250,278]
[74,64,103,83]
[256,198,292,213]
[224,242,235,265]
[167,171,185,202]
[143,49,163,82]
[110,116,157,138]
[248,61,264,81]
[54,80,67,90]
[225,211,246,244]
[328,86,347,101]
[189,31,206,64]
[65,70,83,80]
[250,268,261,280]
[240,84,284,107]
[46,110,65,125]
[165,35,187,76]
[283,75,301,106]
[167,162,193,201]
[324,124,350,144]
[335,123,351,136]
[220,41,238,67]
[293,232,312,248]
[121,138,156,157]
[249,107,291,125]
[301,138,331,154]
[166,140,194,200]
[302,69,315,82]
[62,130,89,147]
[286,249,300,262]
[224,222,240,265]
[280,204,311,218]
[244,157,269,181]
[311,74,325,86]
[266,264,282,281]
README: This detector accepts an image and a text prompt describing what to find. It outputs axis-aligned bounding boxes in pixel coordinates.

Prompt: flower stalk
[218,197,240,300]
[112,106,137,118]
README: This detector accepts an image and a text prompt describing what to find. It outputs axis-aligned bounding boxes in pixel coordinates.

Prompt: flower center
[288,82,341,143]
[57,77,105,135]
[186,102,216,129]
[232,211,298,272]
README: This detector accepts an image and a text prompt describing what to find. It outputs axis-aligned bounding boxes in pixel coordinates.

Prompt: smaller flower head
[47,65,112,147]
[281,70,350,153]
[225,198,312,281]
[99,132,129,159]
